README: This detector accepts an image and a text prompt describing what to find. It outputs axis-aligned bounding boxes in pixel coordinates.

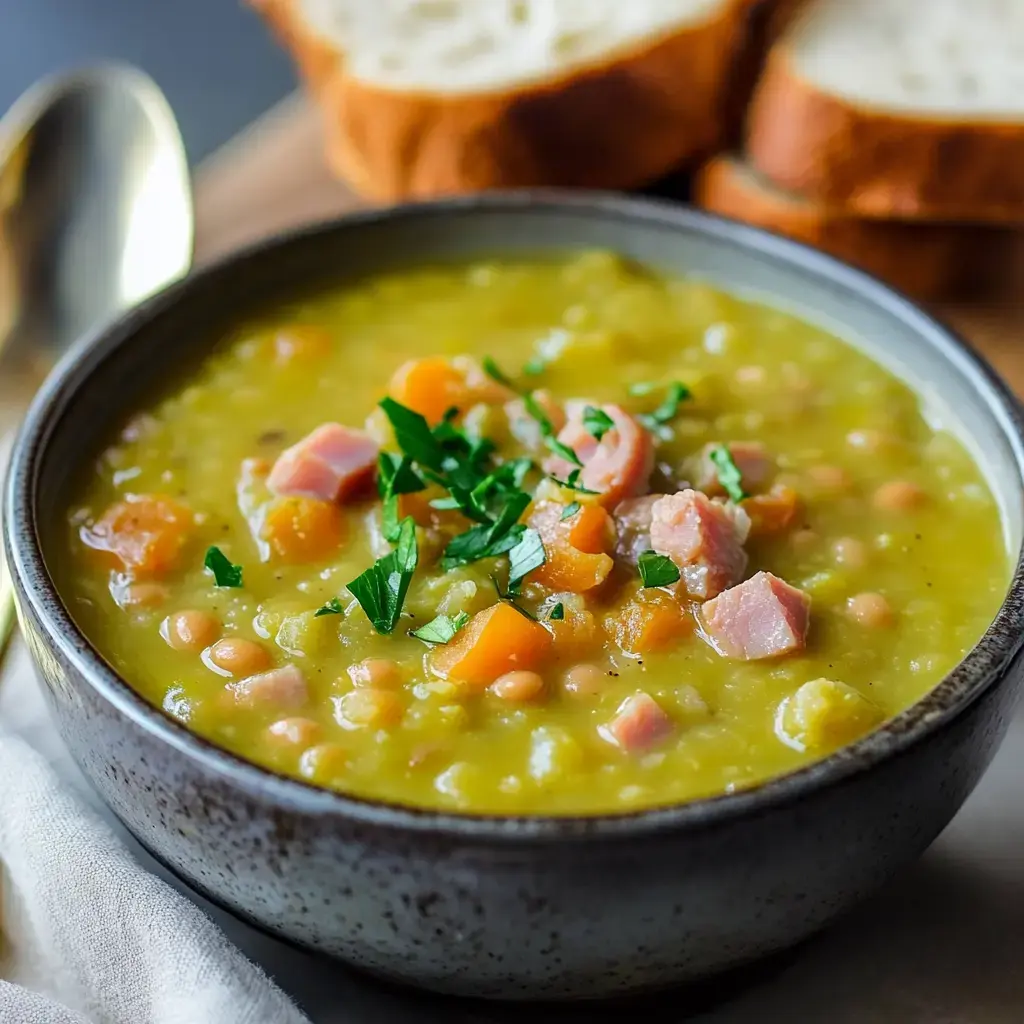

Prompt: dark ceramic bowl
[6,193,1024,1001]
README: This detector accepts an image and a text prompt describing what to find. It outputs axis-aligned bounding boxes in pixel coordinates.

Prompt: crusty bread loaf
[694,154,1014,300]
[746,0,1024,221]
[251,0,756,200]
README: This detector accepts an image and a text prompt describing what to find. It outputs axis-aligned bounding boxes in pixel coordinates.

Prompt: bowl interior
[9,193,1024,831]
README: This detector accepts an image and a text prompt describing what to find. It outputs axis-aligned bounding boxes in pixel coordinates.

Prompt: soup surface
[58,252,1009,814]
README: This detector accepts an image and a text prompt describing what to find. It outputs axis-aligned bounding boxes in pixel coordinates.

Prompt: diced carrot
[80,494,193,578]
[544,602,602,660]
[529,501,615,592]
[604,589,690,656]
[388,357,472,424]
[742,484,801,538]
[429,602,553,689]
[261,496,344,563]
[566,505,616,554]
[272,325,332,365]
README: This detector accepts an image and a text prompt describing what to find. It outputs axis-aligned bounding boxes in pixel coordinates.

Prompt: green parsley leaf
[377,452,425,499]
[378,397,445,473]
[637,550,681,588]
[346,516,418,634]
[204,547,243,588]
[636,381,691,434]
[314,598,345,617]
[549,602,565,620]
[441,491,531,570]
[482,356,515,390]
[381,494,402,542]
[544,435,583,467]
[490,576,538,620]
[581,405,615,441]
[547,468,600,495]
[628,381,657,396]
[523,356,546,376]
[708,444,747,503]
[560,501,581,521]
[409,611,470,645]
[507,527,546,596]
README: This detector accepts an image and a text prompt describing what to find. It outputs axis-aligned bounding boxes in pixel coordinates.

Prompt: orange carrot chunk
[605,590,690,656]
[388,357,473,424]
[81,494,193,578]
[261,496,344,563]
[742,484,801,538]
[429,602,553,689]
[529,501,615,592]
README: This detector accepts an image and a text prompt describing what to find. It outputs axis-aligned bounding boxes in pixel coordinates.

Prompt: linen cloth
[0,717,311,1024]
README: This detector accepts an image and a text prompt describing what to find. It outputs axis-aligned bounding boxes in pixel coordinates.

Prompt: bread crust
[694,155,1012,300]
[251,0,750,200]
[746,53,1024,222]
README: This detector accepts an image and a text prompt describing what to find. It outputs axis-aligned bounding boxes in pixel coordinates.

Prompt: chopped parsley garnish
[482,356,515,390]
[637,550,681,588]
[491,576,538,620]
[506,527,546,596]
[204,547,243,588]
[636,381,691,438]
[560,501,581,521]
[314,597,345,617]
[377,451,425,499]
[441,491,530,570]
[346,516,418,634]
[547,467,600,494]
[521,392,582,466]
[549,602,565,620]
[377,452,425,542]
[523,356,547,376]
[378,397,445,473]
[708,444,747,503]
[628,381,657,396]
[582,405,615,441]
[409,610,470,645]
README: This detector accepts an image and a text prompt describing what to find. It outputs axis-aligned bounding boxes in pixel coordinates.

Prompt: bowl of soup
[5,193,1024,1000]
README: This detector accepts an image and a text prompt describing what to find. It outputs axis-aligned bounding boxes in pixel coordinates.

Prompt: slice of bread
[746,0,1024,220]
[251,0,756,200]
[694,154,1015,300]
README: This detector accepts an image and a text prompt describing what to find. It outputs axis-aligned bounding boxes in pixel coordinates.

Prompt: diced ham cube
[229,665,308,709]
[267,423,378,504]
[700,571,810,660]
[543,402,654,508]
[599,692,674,753]
[650,489,749,599]
[693,441,772,497]
[612,494,661,563]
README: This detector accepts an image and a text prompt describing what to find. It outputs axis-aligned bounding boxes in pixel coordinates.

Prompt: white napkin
[0,727,312,1024]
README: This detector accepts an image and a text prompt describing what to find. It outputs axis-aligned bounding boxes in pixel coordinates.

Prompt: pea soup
[57,252,1010,814]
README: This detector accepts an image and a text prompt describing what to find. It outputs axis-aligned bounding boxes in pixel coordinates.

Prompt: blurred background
[0,0,293,163]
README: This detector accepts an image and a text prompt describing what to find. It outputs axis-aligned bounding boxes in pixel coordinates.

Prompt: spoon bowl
[0,64,193,656]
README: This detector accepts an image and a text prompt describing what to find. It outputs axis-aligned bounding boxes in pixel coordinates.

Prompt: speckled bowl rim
[6,190,1024,843]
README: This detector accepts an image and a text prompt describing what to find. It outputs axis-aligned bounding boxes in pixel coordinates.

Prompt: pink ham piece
[650,489,750,600]
[693,441,772,497]
[228,664,308,709]
[543,402,654,508]
[267,423,378,503]
[701,571,810,660]
[600,692,674,753]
